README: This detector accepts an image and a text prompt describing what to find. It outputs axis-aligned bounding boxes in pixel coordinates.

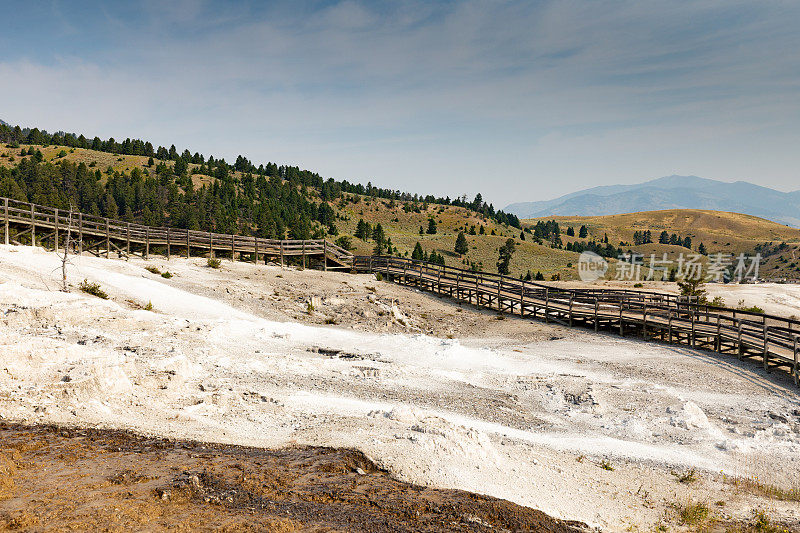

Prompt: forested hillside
[1,122,578,278]
[0,123,519,240]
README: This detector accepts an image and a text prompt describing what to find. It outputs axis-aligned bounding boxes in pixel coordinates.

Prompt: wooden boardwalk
[353,256,800,388]
[3,195,798,388]
[1,197,353,269]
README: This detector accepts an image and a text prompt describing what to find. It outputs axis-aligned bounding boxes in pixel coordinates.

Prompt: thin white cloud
[1,0,798,204]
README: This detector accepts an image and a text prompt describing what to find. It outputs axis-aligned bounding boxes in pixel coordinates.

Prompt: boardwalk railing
[353,255,800,388]
[1,196,353,269]
[3,196,798,387]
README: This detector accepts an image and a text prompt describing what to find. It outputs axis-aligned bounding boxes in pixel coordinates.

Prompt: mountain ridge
[506,175,800,227]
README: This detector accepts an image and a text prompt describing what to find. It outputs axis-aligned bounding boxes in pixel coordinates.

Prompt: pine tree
[412,242,424,260]
[454,232,469,255]
[496,238,516,275]
[579,225,588,238]
[426,217,437,234]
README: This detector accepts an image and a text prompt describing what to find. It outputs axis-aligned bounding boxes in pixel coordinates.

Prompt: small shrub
[374,272,383,281]
[145,265,161,275]
[79,279,108,299]
[599,459,614,471]
[306,302,315,314]
[740,510,790,533]
[633,282,644,288]
[736,299,765,314]
[57,150,67,158]
[676,501,711,526]
[207,257,221,269]
[144,301,153,311]
[673,468,698,484]
[160,271,172,279]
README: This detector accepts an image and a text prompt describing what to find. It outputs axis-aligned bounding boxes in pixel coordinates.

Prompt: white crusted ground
[1,245,799,530]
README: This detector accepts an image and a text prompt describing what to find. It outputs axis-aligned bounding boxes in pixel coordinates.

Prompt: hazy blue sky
[2,1,798,207]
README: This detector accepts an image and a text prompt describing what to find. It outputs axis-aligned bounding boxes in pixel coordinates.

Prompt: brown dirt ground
[0,423,589,532]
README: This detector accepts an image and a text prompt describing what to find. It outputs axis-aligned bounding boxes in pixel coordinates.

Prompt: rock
[356,467,366,475]
[768,412,789,424]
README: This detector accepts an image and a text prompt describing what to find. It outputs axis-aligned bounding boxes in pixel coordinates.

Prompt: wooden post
[594,297,599,332]
[145,226,150,259]
[793,335,799,387]
[619,297,624,336]
[3,198,8,246]
[30,204,35,247]
[186,230,191,259]
[105,218,110,258]
[520,282,526,317]
[209,234,214,259]
[301,241,305,269]
[437,265,442,294]
[54,208,59,253]
[78,213,83,255]
[323,240,327,272]
[668,311,673,343]
[690,309,696,348]
[642,305,647,339]
[126,223,131,258]
[737,320,744,360]
[166,227,171,260]
[497,276,502,312]
[279,241,284,268]
[545,288,550,324]
[230,234,235,261]
[255,236,259,264]
[716,315,722,352]
[568,293,574,327]
[763,324,770,371]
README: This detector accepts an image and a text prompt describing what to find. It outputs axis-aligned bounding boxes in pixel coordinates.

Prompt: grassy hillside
[0,142,575,279]
[5,141,797,281]
[336,198,580,279]
[527,210,800,280]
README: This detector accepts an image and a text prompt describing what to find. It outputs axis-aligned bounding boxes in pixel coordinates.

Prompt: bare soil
[0,423,588,532]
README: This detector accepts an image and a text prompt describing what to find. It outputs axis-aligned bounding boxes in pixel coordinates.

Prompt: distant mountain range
[505,175,800,228]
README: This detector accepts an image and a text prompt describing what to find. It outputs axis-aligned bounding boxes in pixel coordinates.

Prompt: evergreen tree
[412,242,424,260]
[454,231,469,255]
[579,225,588,238]
[426,217,437,234]
[496,238,516,275]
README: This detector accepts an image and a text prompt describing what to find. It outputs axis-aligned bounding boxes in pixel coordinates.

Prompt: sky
[1,1,799,208]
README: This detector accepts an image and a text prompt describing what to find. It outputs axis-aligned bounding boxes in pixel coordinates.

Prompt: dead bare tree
[59,205,75,292]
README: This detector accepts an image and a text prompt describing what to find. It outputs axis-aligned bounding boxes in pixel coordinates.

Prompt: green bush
[79,279,108,299]
[160,271,172,279]
[207,257,221,269]
[145,265,161,275]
